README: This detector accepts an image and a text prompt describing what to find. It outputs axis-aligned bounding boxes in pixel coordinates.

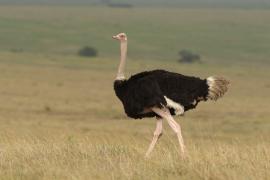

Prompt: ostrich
[112,33,229,157]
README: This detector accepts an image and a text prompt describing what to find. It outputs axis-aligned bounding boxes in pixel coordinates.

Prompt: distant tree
[10,48,23,53]
[78,46,98,57]
[178,49,201,63]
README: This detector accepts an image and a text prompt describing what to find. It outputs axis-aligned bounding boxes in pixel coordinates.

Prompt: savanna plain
[0,6,270,180]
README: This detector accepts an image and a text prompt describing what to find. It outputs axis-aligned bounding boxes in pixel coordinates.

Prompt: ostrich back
[114,70,209,119]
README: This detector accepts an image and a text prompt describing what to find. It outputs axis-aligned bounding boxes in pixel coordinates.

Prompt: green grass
[0,6,270,63]
[0,6,270,180]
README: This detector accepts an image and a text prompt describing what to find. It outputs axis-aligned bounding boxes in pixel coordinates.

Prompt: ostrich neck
[116,41,127,80]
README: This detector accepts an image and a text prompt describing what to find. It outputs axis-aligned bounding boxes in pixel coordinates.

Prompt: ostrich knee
[153,129,163,139]
[145,118,163,157]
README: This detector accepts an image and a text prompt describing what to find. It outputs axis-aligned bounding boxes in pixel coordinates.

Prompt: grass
[0,6,270,63]
[0,51,269,179]
[0,5,270,180]
[1,135,269,180]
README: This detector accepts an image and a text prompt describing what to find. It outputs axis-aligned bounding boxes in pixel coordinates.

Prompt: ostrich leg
[145,117,163,158]
[152,107,186,156]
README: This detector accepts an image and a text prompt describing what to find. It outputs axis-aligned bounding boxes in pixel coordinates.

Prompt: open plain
[0,6,269,180]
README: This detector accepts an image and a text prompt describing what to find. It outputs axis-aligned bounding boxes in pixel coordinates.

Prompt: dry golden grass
[0,52,269,179]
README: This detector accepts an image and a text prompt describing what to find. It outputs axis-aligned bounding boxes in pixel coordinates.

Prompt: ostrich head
[112,33,127,42]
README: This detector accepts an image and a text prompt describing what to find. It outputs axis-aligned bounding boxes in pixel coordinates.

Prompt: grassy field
[0,6,270,180]
[0,6,270,63]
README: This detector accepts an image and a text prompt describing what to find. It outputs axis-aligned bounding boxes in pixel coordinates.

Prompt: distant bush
[10,48,23,53]
[178,49,201,63]
[78,46,98,57]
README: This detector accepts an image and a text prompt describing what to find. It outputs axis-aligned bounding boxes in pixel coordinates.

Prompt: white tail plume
[207,76,230,101]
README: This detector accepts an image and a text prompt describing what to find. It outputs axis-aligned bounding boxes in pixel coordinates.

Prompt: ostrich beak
[112,35,117,39]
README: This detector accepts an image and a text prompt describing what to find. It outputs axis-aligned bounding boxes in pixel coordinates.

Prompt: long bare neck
[116,41,127,80]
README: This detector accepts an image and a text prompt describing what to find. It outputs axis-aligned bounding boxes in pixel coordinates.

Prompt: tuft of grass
[0,135,269,180]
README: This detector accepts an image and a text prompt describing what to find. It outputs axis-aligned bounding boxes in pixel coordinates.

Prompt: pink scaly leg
[145,117,163,158]
[152,107,186,156]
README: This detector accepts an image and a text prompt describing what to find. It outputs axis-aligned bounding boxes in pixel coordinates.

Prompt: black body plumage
[114,70,209,119]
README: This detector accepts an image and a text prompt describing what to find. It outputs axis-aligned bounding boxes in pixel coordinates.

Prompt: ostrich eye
[120,35,125,38]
